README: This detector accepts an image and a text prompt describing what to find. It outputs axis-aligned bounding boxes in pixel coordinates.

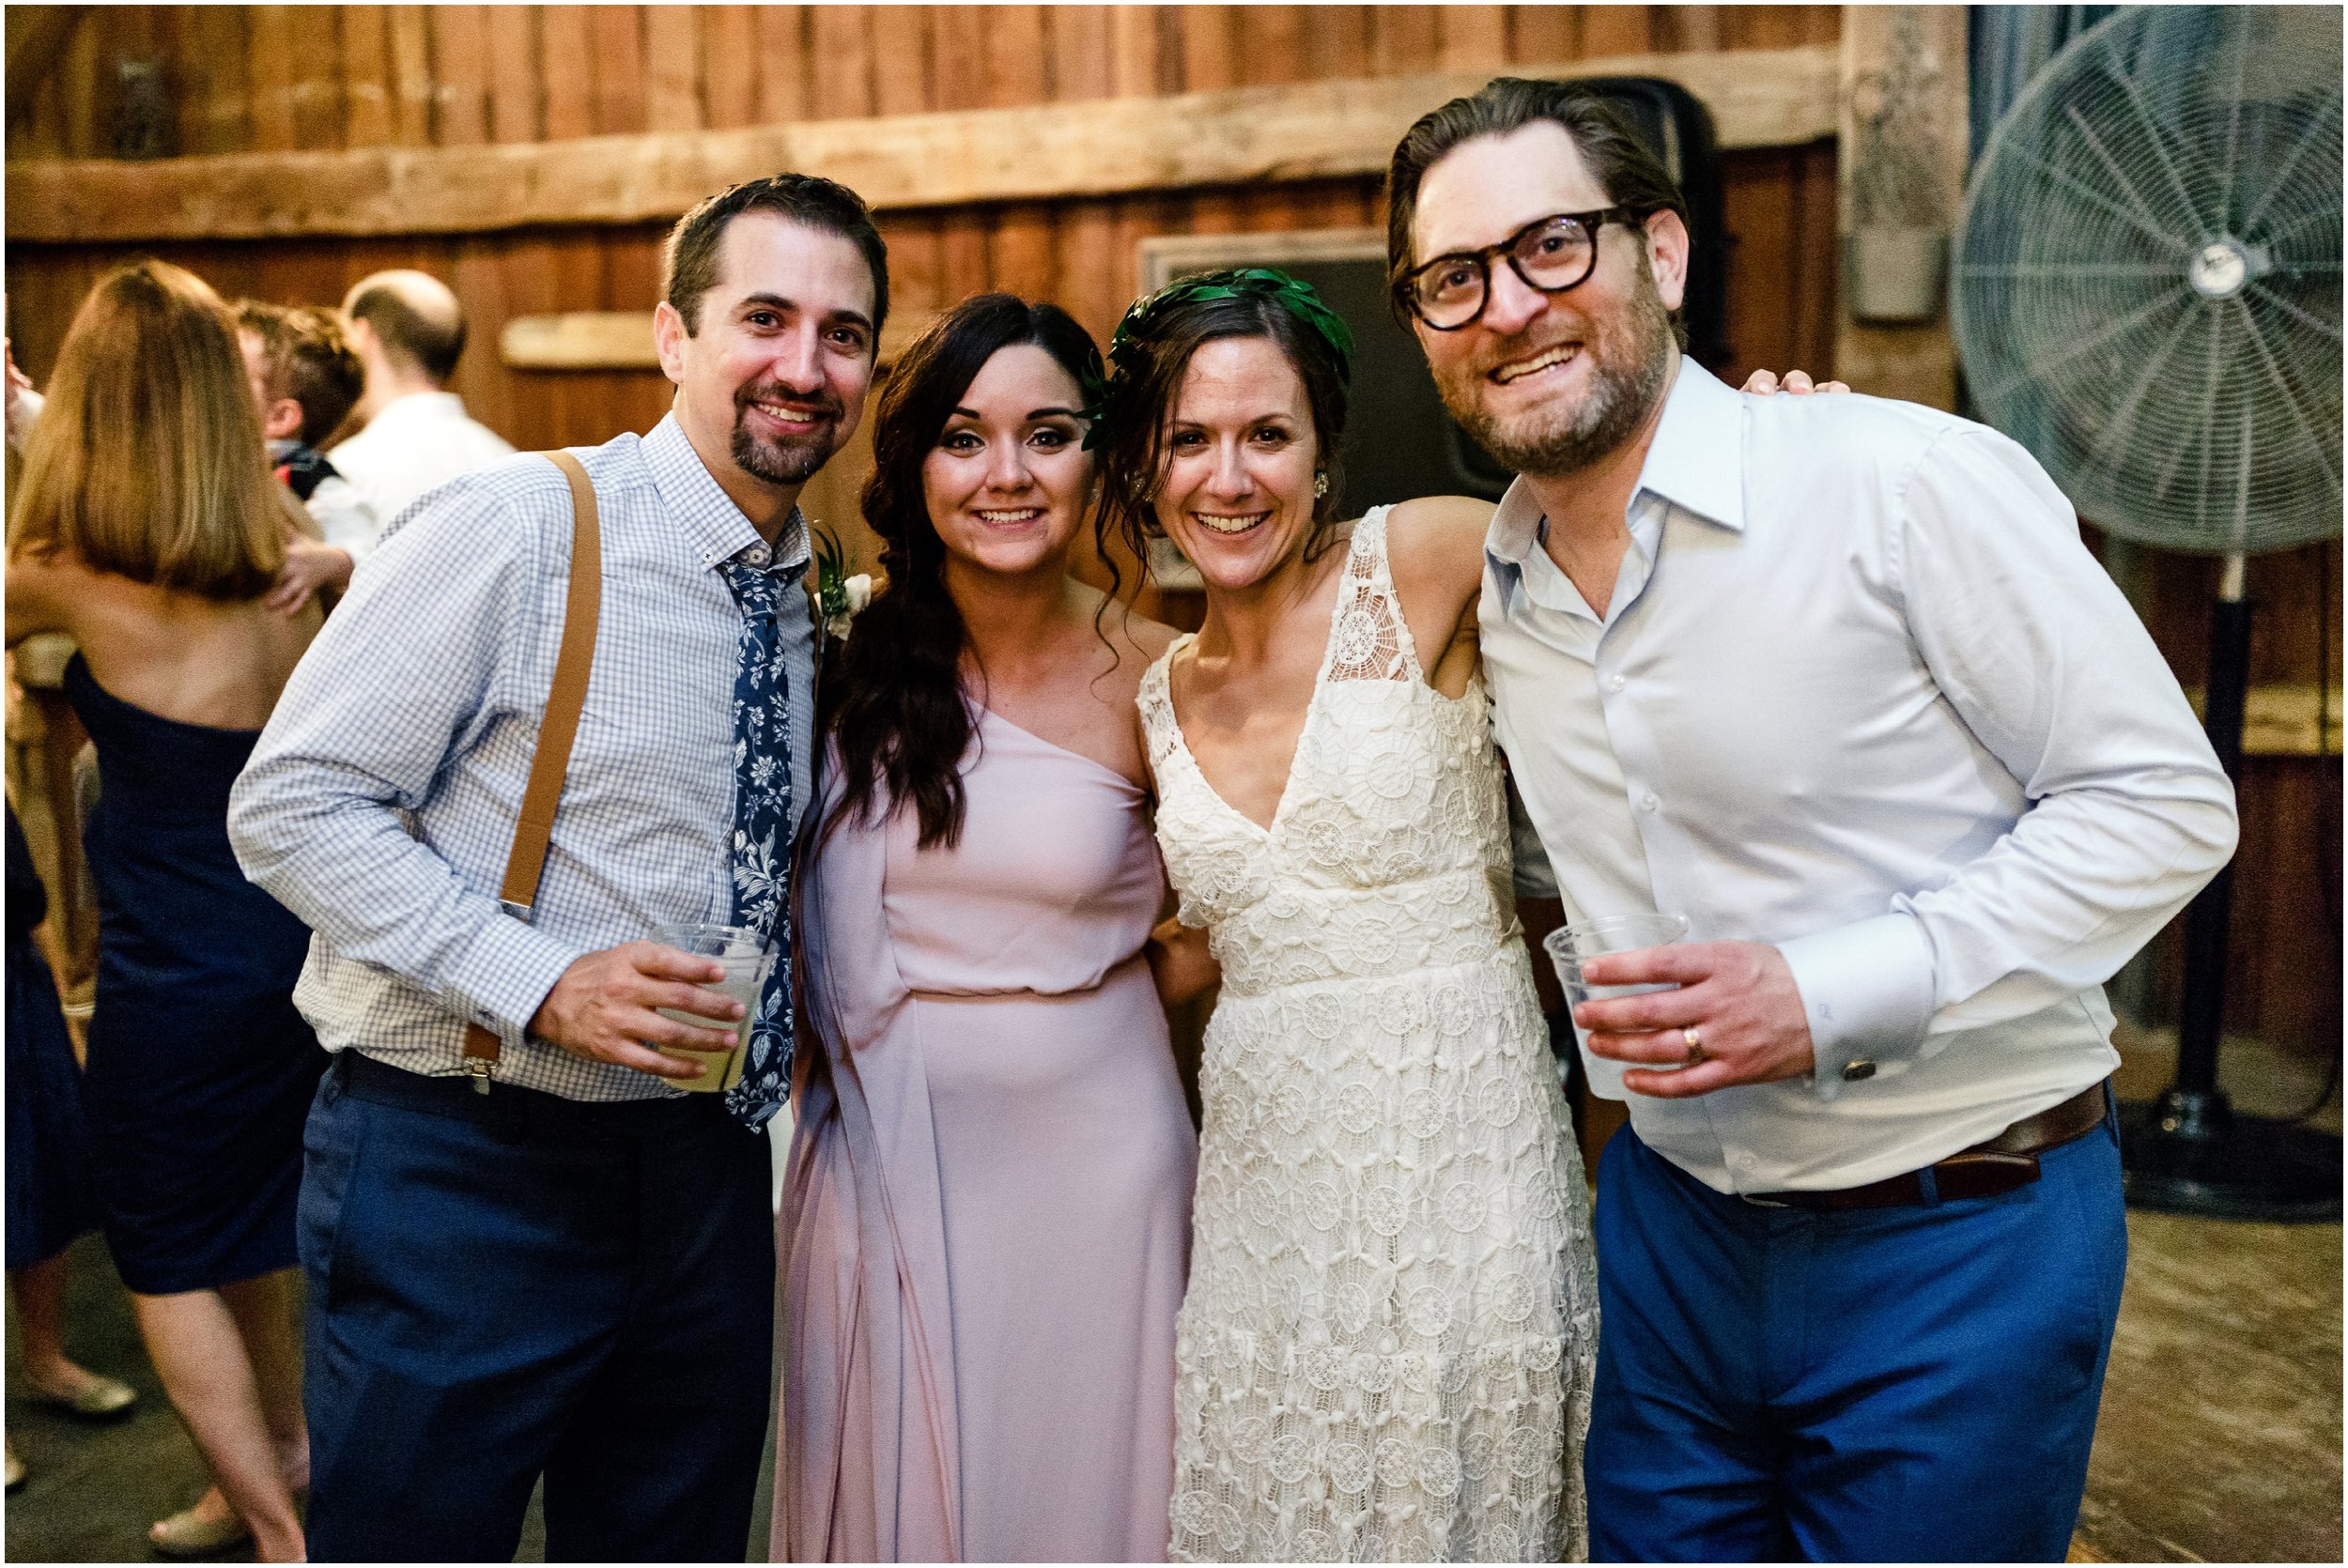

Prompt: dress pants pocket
[297,1068,373,1312]
[2047,1122,2130,1403]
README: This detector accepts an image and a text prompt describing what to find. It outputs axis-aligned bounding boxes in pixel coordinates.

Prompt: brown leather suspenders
[462,451,602,1092]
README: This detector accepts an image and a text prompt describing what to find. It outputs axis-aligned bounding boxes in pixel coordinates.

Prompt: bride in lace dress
[1096,270,1597,1563]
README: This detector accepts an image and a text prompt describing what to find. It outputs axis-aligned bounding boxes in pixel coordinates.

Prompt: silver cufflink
[1842,1058,1877,1083]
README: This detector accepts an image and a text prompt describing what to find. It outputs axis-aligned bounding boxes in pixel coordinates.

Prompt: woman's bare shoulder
[1383,494,1497,595]
[1070,579,1180,667]
[1388,493,1498,531]
[1119,610,1181,664]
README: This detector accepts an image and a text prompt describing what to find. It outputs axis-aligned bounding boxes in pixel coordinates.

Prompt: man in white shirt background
[1387,80,2239,1561]
[234,300,380,612]
[330,268,516,526]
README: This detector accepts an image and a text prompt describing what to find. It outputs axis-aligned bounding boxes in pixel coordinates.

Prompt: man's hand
[1146,915,1220,1007]
[5,336,39,450]
[526,941,745,1083]
[1740,367,1850,395]
[264,537,355,615]
[1573,940,1815,1098]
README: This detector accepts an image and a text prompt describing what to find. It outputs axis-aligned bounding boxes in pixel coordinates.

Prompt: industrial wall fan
[1952,5,2342,1221]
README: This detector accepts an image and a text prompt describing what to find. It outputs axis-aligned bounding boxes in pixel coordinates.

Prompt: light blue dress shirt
[1481,359,2238,1192]
[230,415,817,1102]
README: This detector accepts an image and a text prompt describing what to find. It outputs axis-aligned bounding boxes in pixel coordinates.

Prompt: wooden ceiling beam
[499,307,941,370]
[6,44,1835,244]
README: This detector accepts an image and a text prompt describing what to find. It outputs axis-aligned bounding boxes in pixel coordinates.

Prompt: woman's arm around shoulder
[5,546,78,647]
[1383,494,1497,699]
[1148,913,1220,1008]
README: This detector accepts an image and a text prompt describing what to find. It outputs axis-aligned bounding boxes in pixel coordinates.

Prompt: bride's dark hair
[818,292,1105,851]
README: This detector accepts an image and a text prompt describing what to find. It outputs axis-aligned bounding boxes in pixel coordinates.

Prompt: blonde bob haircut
[10,259,305,600]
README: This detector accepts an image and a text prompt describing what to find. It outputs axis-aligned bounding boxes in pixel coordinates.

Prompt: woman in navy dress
[7,260,326,1561]
[7,802,139,1490]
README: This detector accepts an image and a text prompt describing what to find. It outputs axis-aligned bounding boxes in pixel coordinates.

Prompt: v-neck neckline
[1159,530,1358,841]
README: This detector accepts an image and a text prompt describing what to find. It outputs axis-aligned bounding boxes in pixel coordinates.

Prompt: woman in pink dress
[777,295,1199,1562]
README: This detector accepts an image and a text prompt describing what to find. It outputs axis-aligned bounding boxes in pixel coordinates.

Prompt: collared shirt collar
[640,413,811,575]
[1632,355,1746,534]
[1485,355,1749,590]
[369,389,471,430]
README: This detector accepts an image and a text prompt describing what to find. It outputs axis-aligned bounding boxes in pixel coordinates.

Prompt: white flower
[826,573,873,641]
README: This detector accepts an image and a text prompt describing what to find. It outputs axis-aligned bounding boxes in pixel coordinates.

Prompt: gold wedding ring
[1683,1025,1706,1066]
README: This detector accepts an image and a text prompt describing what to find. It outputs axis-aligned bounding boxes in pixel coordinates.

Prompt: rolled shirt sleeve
[304,473,383,563]
[228,474,585,1045]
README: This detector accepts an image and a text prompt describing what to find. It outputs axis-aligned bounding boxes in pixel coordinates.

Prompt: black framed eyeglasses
[1397,208,1643,331]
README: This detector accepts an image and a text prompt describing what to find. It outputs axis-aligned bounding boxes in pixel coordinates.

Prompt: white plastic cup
[652,921,777,1093]
[1541,913,1691,1101]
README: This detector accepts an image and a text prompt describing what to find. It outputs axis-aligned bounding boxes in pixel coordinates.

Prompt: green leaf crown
[1080,268,1354,452]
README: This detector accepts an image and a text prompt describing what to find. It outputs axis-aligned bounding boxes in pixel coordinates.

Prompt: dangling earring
[1313,472,1330,499]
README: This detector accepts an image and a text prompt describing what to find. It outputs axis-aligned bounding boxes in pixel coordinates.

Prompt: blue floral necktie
[715,546,804,1130]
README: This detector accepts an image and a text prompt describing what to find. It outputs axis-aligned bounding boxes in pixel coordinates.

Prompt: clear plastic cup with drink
[1540,913,1691,1100]
[652,921,777,1093]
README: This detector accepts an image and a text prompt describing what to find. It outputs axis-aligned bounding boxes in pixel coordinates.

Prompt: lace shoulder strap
[1136,634,1192,771]
[1325,507,1423,684]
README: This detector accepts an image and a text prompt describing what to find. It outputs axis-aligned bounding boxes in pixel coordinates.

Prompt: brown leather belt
[1745,1080,2111,1210]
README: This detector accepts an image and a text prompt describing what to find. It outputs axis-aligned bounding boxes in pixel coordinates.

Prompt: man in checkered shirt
[228,174,886,1561]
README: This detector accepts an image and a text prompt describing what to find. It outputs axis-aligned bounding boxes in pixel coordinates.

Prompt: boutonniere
[811,522,873,642]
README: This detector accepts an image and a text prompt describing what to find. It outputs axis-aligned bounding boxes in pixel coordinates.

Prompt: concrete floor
[2068,1032,2344,1564]
[8,1032,2340,1563]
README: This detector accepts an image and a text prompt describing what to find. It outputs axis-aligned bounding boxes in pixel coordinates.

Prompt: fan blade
[2240,100,2339,236]
[2075,302,2206,492]
[2247,282,2342,342]
[2232,298,2341,498]
[2106,52,2228,232]
[2000,144,2190,257]
[1970,284,2190,408]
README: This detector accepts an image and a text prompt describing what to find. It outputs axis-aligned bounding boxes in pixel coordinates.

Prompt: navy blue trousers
[1585,1110,2126,1562]
[297,1056,775,1563]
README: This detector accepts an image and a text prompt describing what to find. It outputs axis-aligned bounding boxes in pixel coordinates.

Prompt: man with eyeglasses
[1386,79,2236,1561]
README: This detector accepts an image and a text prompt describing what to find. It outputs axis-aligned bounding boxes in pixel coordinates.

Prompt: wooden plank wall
[8,6,1838,158]
[4,5,1843,442]
[2123,538,2341,1061]
[5,5,2337,1056]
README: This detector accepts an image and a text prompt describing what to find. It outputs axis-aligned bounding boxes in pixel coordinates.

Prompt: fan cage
[1953,5,2343,555]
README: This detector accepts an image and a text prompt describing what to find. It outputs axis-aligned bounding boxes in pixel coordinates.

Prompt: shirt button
[1641,792,1660,812]
[1610,674,1627,693]
[743,545,770,566]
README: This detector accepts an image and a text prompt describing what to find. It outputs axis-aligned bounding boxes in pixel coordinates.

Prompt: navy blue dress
[64,654,326,1295]
[7,802,99,1271]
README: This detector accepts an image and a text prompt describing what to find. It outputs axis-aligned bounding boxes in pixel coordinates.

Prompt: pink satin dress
[778,710,1198,1562]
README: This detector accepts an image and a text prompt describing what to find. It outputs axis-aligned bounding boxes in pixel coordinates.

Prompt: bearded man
[229,173,882,1560]
[1386,81,2238,1560]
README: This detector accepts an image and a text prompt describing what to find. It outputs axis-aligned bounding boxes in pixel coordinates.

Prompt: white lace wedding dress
[1139,510,1597,1563]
